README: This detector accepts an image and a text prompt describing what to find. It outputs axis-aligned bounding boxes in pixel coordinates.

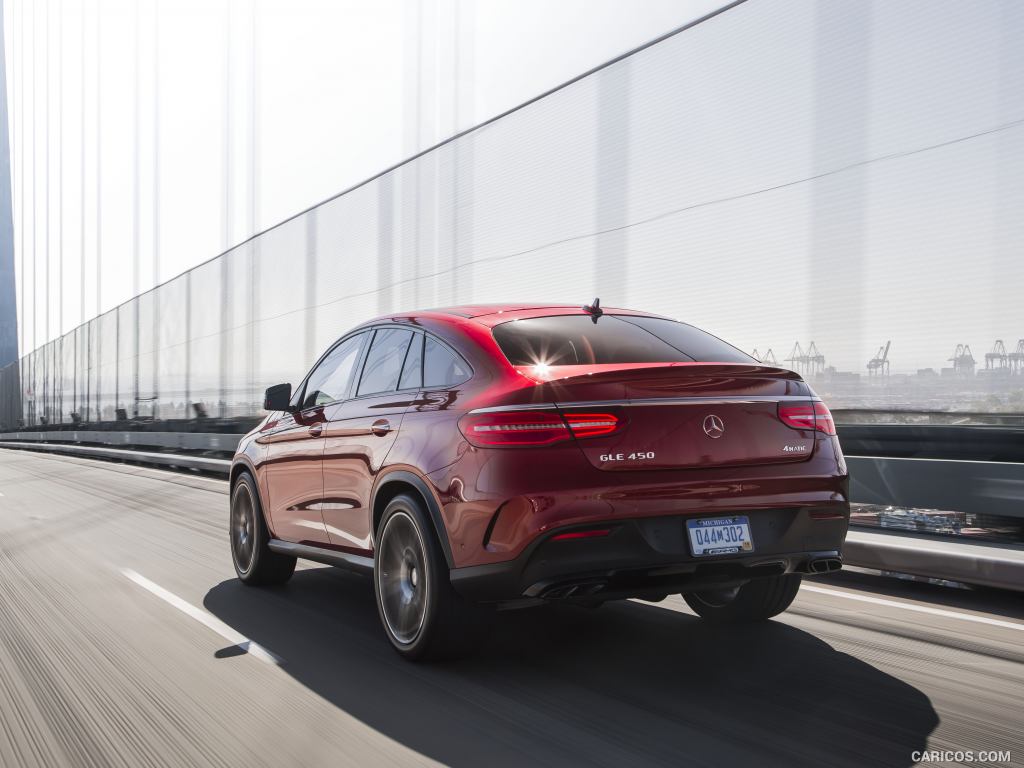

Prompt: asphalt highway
[0,448,1021,768]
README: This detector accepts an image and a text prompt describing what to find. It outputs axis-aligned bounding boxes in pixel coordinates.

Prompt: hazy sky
[4,0,1023,378]
[4,0,723,352]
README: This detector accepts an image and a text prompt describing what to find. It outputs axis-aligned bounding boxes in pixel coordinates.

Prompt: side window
[423,336,471,387]
[356,328,414,396]
[398,332,423,390]
[302,333,366,409]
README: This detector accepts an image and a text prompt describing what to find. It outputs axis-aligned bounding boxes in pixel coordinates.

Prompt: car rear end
[438,310,849,605]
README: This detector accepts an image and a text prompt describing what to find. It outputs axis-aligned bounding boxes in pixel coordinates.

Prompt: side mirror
[263,383,294,412]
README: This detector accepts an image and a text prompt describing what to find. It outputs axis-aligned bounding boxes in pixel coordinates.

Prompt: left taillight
[459,410,620,447]
[778,400,836,436]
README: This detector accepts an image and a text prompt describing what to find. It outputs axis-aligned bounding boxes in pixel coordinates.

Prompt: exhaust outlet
[806,557,843,574]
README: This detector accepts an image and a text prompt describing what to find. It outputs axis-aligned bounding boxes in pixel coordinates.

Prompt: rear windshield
[491,315,756,366]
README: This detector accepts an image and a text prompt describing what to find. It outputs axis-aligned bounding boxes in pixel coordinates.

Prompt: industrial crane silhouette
[752,348,778,365]
[1009,340,1024,374]
[784,342,806,374]
[949,344,976,376]
[867,341,891,377]
[985,340,1008,370]
[785,342,824,376]
[806,342,825,376]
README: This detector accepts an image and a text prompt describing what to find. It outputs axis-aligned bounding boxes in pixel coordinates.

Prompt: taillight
[459,410,621,447]
[459,411,570,446]
[563,412,619,438]
[813,402,836,435]
[778,401,836,436]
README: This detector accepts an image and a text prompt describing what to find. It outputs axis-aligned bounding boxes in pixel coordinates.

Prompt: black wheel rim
[231,485,256,573]
[377,511,428,645]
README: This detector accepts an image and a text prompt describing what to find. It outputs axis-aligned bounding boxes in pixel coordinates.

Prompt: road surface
[0,448,1021,767]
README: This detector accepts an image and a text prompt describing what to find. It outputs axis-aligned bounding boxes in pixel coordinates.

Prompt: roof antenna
[582,297,603,323]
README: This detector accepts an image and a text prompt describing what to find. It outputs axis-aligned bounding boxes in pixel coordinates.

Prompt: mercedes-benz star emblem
[702,414,725,438]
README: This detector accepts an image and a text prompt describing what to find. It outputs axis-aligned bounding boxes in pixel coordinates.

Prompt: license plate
[687,516,754,557]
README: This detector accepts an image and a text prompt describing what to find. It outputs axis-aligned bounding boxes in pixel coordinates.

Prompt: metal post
[223,0,232,253]
[132,0,140,416]
[377,177,393,315]
[595,63,630,301]
[94,0,102,421]
[0,0,22,374]
[218,0,232,417]
[452,0,474,305]
[304,209,316,366]
[151,0,160,420]
[57,0,62,420]
[95,0,101,319]
[114,308,119,413]
[184,272,191,417]
[247,1,258,412]
[31,0,36,360]
[43,0,49,423]
[810,3,871,372]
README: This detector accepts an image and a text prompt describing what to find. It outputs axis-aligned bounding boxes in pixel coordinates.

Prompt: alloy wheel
[377,510,429,645]
[231,484,256,573]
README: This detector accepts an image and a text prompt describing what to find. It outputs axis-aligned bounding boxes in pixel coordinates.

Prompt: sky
[3,0,1023,380]
[3,0,724,353]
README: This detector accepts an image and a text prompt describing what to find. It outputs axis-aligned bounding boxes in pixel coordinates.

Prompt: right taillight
[778,401,836,436]
[459,410,621,447]
[563,412,620,438]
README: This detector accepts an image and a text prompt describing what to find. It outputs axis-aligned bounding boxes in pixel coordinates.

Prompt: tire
[374,493,492,661]
[683,573,802,623]
[230,472,296,586]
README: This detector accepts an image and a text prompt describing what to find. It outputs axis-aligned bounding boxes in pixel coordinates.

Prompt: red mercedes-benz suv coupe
[229,302,849,660]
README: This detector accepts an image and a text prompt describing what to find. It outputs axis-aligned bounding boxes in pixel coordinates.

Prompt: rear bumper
[449,506,849,604]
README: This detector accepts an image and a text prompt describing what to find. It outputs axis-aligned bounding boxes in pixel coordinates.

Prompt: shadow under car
[204,567,938,768]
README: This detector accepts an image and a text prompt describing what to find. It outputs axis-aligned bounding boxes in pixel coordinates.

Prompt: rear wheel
[683,573,802,623]
[230,472,296,586]
[374,493,492,661]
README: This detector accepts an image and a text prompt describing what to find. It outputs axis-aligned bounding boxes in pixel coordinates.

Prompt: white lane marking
[802,584,1024,632]
[121,569,282,664]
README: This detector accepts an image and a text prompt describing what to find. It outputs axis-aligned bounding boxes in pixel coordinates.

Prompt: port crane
[867,341,891,377]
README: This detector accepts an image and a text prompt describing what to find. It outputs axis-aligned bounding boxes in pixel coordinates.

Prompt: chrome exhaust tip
[806,557,843,574]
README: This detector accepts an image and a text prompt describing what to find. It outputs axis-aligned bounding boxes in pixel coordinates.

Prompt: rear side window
[491,315,755,365]
[357,328,414,396]
[617,316,756,364]
[398,332,423,389]
[423,336,471,387]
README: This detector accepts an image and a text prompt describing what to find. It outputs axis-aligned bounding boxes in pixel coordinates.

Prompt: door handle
[308,424,323,437]
[371,419,392,437]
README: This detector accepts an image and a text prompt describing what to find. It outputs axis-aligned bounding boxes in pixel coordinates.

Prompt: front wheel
[230,472,296,586]
[683,573,802,623]
[374,493,492,661]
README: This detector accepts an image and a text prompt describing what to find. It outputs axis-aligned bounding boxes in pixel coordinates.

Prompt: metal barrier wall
[3,0,1024,429]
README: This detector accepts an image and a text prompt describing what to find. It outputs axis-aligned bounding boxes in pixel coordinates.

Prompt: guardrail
[5,422,1024,519]
[0,429,242,453]
[2,420,1022,591]
[0,441,230,474]
[843,528,1024,591]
